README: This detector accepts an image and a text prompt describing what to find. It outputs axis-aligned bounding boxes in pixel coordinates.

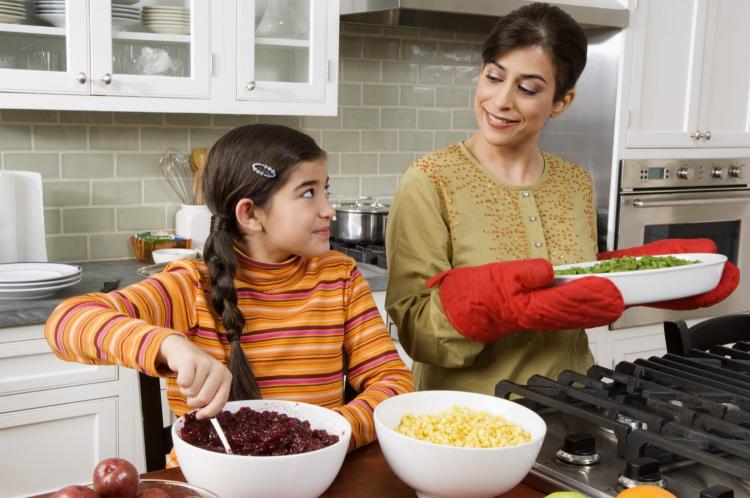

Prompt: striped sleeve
[333,266,415,450]
[43,260,201,376]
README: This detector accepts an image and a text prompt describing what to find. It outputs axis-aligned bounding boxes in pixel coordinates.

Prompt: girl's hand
[157,334,232,419]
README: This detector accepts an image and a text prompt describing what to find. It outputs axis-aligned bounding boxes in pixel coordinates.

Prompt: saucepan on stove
[330,197,390,246]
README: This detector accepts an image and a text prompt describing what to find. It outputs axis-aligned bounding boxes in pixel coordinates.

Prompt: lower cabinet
[586,324,669,369]
[0,325,139,498]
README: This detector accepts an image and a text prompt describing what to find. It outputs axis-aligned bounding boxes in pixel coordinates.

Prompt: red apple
[50,485,100,498]
[92,458,139,498]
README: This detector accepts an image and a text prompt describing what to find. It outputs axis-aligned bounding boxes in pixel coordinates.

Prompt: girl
[45,124,415,465]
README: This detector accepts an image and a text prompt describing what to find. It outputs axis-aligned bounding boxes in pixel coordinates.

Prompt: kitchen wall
[0,23,484,262]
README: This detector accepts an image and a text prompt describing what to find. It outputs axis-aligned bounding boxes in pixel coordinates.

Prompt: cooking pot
[331,197,389,245]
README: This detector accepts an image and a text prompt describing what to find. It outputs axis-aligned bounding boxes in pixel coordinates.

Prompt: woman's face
[473,45,573,150]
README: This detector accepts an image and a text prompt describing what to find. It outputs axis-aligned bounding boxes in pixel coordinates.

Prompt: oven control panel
[620,158,750,190]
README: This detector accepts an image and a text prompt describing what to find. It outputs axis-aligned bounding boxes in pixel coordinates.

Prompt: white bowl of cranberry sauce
[172,399,352,498]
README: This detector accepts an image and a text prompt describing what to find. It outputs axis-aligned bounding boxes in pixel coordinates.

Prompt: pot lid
[333,197,390,213]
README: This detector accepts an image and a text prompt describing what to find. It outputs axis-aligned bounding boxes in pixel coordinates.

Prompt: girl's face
[247,158,334,263]
[473,45,573,150]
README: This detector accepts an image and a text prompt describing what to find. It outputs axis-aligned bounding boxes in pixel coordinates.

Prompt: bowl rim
[553,252,726,281]
[373,390,546,452]
[173,399,352,462]
[152,248,199,255]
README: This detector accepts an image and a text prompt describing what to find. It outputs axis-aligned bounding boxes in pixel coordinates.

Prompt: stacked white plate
[34,1,141,29]
[142,5,190,35]
[0,0,26,24]
[0,262,82,300]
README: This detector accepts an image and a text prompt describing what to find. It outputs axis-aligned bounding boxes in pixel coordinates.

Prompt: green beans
[554,255,700,276]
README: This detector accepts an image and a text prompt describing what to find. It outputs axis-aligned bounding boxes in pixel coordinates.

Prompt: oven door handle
[633,196,750,208]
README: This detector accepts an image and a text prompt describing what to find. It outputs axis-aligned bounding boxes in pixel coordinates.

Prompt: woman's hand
[157,334,232,419]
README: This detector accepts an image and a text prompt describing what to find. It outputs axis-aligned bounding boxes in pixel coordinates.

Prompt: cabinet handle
[76,72,87,84]
[703,131,711,141]
[101,73,112,85]
[244,80,256,91]
[689,131,703,140]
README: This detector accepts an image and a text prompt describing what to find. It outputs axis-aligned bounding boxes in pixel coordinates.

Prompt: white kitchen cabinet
[625,0,750,148]
[0,325,139,498]
[0,0,339,115]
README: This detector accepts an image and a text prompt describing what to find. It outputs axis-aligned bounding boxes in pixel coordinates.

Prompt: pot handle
[355,196,377,208]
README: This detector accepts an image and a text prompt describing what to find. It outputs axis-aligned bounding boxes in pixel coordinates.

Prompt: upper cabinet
[0,0,339,115]
[624,0,750,148]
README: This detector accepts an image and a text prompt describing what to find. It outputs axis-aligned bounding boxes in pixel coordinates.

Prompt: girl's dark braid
[203,214,260,400]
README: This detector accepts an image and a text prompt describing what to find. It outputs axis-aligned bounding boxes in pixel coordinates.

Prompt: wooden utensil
[191,147,208,204]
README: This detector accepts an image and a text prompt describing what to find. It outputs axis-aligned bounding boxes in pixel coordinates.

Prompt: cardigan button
[534,241,543,248]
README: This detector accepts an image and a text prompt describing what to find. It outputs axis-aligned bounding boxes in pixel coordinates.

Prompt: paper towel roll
[0,171,47,263]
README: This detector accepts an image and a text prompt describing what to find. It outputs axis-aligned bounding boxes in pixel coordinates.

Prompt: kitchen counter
[34,442,551,497]
[0,258,388,329]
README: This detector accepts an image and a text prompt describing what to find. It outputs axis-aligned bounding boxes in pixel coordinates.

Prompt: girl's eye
[519,85,539,96]
[324,184,331,197]
[302,189,314,199]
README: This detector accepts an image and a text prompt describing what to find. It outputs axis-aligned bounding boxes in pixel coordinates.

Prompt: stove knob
[617,457,666,489]
[712,166,727,179]
[555,433,600,465]
[676,167,694,180]
[701,485,734,498]
[729,165,744,178]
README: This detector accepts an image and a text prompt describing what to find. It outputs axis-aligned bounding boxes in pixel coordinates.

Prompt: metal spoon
[210,417,233,455]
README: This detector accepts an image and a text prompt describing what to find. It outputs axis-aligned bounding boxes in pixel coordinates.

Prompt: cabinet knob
[689,131,704,140]
[729,166,744,179]
[244,80,256,91]
[704,130,711,141]
[76,72,87,84]
[101,73,112,85]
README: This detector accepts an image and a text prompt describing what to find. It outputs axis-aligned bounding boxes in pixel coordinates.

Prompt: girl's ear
[235,198,264,233]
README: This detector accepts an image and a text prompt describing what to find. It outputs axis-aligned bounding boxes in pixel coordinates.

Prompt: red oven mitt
[426,259,624,343]
[597,238,740,310]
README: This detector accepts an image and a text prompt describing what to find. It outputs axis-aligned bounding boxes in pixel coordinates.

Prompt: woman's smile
[484,109,520,130]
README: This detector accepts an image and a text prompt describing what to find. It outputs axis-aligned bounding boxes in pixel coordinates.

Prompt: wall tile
[43,181,90,207]
[2,110,57,122]
[361,176,398,197]
[329,176,360,199]
[341,153,378,175]
[402,40,436,62]
[325,153,340,174]
[92,180,142,205]
[454,65,480,86]
[115,113,164,125]
[338,83,361,105]
[399,131,434,151]
[117,153,161,177]
[363,38,401,60]
[382,62,418,83]
[341,60,381,82]
[322,131,360,152]
[436,42,473,64]
[59,111,113,124]
[90,126,139,150]
[190,128,228,149]
[340,35,363,59]
[165,113,212,126]
[361,131,397,152]
[62,153,114,178]
[213,115,258,127]
[34,125,86,151]
[166,204,180,230]
[400,86,435,107]
[436,131,469,148]
[141,127,189,151]
[46,235,87,262]
[302,114,341,129]
[381,109,416,129]
[44,209,61,234]
[418,64,454,85]
[258,116,301,128]
[118,206,165,231]
[90,233,135,260]
[417,109,451,130]
[363,84,399,106]
[381,26,417,38]
[343,108,380,129]
[144,178,182,203]
[4,153,59,178]
[453,109,477,129]
[419,29,454,40]
[379,153,414,174]
[437,87,470,108]
[63,207,115,233]
[0,124,32,149]
[342,24,381,35]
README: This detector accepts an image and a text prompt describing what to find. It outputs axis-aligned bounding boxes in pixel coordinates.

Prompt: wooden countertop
[141,443,547,498]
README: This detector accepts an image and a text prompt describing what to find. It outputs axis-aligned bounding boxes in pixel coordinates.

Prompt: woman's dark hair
[201,124,326,400]
[482,2,587,102]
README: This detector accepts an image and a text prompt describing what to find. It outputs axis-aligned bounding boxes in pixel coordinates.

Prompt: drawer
[0,338,117,395]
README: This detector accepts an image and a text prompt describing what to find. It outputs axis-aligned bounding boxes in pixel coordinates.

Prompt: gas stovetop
[497,346,750,498]
[330,242,387,269]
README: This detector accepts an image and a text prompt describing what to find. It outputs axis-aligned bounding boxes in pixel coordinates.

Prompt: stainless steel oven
[613,158,750,329]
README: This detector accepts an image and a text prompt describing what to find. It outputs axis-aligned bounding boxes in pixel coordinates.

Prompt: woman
[385,2,738,394]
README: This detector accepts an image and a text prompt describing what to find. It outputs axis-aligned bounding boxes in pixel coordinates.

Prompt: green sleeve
[385,166,484,368]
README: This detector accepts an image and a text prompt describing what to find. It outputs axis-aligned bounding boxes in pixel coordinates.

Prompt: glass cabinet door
[89,0,210,98]
[0,0,89,94]
[237,0,328,102]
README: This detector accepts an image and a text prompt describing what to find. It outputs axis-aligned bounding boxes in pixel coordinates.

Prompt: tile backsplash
[0,23,483,262]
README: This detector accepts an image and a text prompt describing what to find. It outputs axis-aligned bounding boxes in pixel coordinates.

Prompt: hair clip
[251,162,277,178]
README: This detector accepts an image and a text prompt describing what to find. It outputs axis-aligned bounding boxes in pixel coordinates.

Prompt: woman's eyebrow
[490,62,547,83]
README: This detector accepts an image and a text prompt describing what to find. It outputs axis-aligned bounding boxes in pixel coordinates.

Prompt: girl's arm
[44,260,201,376]
[335,268,415,451]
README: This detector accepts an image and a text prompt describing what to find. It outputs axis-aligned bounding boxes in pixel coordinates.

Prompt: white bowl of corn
[374,390,546,498]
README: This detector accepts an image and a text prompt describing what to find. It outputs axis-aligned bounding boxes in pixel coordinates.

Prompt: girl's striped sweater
[44,248,415,463]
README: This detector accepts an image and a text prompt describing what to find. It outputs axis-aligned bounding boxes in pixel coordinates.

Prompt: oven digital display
[647,167,665,179]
